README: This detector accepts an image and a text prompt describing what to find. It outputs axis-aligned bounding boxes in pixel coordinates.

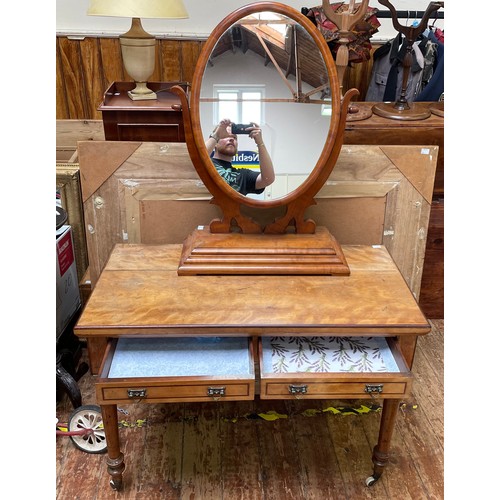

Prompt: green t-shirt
[211,158,264,196]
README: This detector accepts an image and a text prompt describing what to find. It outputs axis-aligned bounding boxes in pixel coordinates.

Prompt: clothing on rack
[433,27,444,43]
[418,37,438,92]
[365,33,424,102]
[302,3,380,64]
[415,29,444,102]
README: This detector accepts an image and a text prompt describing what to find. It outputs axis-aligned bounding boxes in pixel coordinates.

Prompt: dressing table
[75,2,431,491]
[75,242,429,490]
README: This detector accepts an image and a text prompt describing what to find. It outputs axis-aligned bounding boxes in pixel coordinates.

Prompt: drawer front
[259,336,412,400]
[261,379,410,399]
[96,337,255,404]
[96,379,254,404]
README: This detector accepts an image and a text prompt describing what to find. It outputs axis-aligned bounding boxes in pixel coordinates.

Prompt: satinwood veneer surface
[75,244,429,338]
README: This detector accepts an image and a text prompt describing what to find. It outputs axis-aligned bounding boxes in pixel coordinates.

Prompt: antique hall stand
[75,2,430,491]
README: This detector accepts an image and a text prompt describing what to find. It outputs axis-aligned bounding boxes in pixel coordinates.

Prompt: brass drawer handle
[289,384,308,398]
[364,384,384,397]
[207,386,226,401]
[127,388,147,399]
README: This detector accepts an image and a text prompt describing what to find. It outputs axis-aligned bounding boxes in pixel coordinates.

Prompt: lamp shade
[87,0,189,19]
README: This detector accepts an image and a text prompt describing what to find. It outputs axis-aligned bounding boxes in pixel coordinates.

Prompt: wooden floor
[56,320,444,500]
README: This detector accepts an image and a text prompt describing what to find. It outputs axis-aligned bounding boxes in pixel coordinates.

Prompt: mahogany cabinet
[98,81,188,142]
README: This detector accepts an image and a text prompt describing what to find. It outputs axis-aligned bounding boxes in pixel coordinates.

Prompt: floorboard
[56,320,444,499]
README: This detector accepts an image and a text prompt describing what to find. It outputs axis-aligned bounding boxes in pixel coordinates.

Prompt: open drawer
[259,336,412,400]
[96,337,255,404]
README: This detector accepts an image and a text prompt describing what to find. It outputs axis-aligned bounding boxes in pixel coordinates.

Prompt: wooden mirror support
[372,0,443,121]
[321,0,372,121]
[172,2,357,276]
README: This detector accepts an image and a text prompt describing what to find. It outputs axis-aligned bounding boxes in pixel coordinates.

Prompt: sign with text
[232,150,260,170]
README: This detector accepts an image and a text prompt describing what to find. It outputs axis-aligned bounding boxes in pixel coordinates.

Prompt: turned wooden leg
[100,404,125,490]
[366,399,400,487]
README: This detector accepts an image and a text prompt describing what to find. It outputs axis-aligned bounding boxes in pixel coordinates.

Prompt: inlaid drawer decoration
[259,336,412,400]
[96,337,255,404]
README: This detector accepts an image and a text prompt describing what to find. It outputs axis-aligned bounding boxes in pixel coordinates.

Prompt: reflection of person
[205,118,275,196]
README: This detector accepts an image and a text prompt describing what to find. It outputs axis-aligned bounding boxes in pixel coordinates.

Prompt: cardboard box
[56,225,81,339]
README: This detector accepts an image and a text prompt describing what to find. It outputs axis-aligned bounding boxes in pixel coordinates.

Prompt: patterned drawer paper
[261,337,400,374]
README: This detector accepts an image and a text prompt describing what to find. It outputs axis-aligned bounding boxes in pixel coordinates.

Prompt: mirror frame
[173,1,356,234]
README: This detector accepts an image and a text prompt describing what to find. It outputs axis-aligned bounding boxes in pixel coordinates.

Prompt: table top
[98,81,188,112]
[74,244,430,338]
[344,103,444,131]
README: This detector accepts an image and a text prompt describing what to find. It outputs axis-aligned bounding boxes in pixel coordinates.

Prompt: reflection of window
[214,86,265,125]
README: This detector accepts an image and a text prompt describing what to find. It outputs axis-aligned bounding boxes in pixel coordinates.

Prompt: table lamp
[87,0,188,101]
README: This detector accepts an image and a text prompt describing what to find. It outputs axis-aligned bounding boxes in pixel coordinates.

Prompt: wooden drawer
[96,337,255,404]
[259,336,411,400]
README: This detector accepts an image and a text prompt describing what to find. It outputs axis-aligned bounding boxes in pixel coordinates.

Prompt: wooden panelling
[179,40,204,83]
[57,37,89,118]
[343,47,376,101]
[79,37,105,120]
[56,39,69,119]
[56,36,206,120]
[159,39,183,81]
[55,36,381,121]
[99,38,124,85]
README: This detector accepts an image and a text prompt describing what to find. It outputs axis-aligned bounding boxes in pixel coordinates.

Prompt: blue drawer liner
[108,337,252,378]
[261,337,400,374]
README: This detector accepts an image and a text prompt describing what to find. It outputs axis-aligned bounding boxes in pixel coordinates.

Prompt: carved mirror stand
[171,2,356,276]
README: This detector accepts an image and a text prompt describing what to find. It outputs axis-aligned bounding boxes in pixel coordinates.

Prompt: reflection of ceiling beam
[254,30,296,97]
[285,25,295,80]
[293,26,303,99]
[209,16,328,93]
[229,27,237,53]
[230,26,248,54]
[241,24,286,50]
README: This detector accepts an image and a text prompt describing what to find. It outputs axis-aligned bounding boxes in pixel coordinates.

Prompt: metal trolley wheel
[68,404,107,454]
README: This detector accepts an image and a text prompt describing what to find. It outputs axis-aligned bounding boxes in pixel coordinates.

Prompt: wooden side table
[98,82,189,142]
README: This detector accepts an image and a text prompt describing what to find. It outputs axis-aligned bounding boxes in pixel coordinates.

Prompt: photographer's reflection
[205,118,275,196]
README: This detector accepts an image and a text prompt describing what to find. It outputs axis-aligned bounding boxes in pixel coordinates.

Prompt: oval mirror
[190,2,342,209]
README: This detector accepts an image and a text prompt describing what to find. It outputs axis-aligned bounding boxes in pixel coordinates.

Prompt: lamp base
[127,82,158,101]
[128,90,158,101]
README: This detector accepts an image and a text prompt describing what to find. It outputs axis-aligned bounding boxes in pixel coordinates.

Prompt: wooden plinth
[178,226,350,276]
[346,103,373,122]
[429,102,444,117]
[372,102,431,121]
